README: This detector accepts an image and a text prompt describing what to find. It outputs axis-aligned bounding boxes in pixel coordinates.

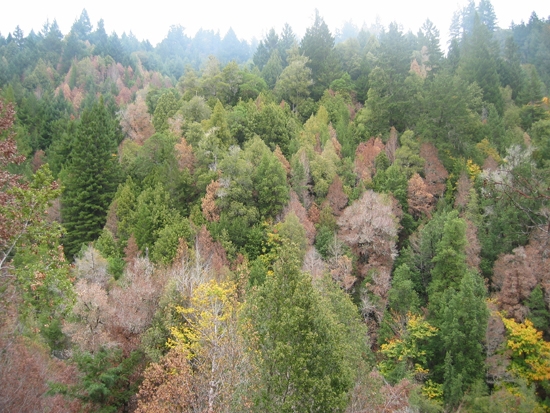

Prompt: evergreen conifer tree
[61,97,121,258]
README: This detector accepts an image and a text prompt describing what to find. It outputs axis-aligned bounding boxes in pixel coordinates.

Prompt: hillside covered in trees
[2,2,550,411]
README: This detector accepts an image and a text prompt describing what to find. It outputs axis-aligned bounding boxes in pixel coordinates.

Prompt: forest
[1,1,550,411]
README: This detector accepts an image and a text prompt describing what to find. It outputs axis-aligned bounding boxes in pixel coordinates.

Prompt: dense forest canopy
[1,2,550,412]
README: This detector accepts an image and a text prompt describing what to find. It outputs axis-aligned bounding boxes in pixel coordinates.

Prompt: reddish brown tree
[124,234,140,265]
[385,126,399,164]
[175,137,196,173]
[482,155,499,172]
[120,95,155,145]
[308,203,321,225]
[302,246,326,279]
[282,191,316,245]
[420,142,448,197]
[202,180,221,223]
[493,246,538,321]
[407,173,434,218]
[465,219,481,270]
[135,346,195,413]
[329,125,342,158]
[116,86,132,106]
[0,336,82,413]
[0,99,26,272]
[326,176,349,216]
[354,137,384,182]
[31,150,45,172]
[274,145,291,178]
[196,225,229,275]
[338,190,399,268]
[108,257,163,354]
[454,172,472,210]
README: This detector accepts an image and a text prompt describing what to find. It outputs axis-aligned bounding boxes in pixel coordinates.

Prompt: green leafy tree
[418,19,444,73]
[253,28,280,70]
[439,271,488,407]
[61,97,121,258]
[152,90,179,133]
[50,348,144,413]
[526,285,550,332]
[458,15,504,114]
[417,71,483,156]
[243,242,362,413]
[11,166,74,349]
[274,53,312,112]
[429,211,468,297]
[394,130,425,178]
[355,67,390,138]
[261,49,283,89]
[132,183,176,253]
[300,9,339,99]
[254,151,289,218]
[205,99,233,148]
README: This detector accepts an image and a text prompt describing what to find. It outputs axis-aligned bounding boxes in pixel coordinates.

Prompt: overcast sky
[1,0,548,47]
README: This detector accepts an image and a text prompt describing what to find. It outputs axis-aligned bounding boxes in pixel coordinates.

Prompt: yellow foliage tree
[169,280,249,413]
[501,315,550,384]
[379,313,438,382]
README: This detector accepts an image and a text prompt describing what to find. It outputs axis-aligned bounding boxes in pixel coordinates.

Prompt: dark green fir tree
[61,96,121,258]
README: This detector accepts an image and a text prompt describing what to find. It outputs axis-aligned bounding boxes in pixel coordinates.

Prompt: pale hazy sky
[1,0,548,46]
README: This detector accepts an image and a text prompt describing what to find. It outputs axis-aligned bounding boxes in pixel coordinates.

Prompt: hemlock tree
[61,97,121,258]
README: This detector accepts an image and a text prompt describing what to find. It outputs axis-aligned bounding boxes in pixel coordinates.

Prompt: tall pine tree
[61,97,121,258]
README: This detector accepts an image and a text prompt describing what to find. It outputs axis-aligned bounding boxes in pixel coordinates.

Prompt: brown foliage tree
[196,226,229,274]
[465,219,481,270]
[326,175,349,216]
[308,203,321,225]
[493,228,550,320]
[175,137,196,173]
[66,248,164,354]
[302,246,326,279]
[338,190,399,268]
[202,180,221,223]
[0,336,82,413]
[354,137,384,182]
[282,191,316,245]
[482,155,499,172]
[169,227,229,299]
[407,173,434,218]
[420,142,448,197]
[329,124,342,158]
[455,172,472,211]
[120,95,155,145]
[108,257,163,353]
[0,99,26,272]
[493,246,539,321]
[346,369,414,413]
[385,126,399,164]
[136,346,194,413]
[485,301,510,384]
[274,145,291,178]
